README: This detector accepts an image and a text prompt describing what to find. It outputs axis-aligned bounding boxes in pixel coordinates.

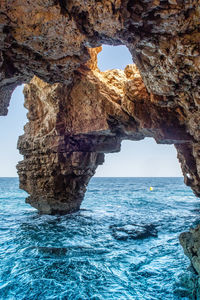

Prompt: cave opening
[95,138,183,178]
[0,85,27,177]
[0,45,133,179]
[97,45,133,71]
[95,45,183,179]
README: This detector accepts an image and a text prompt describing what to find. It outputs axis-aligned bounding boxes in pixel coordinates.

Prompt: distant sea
[0,177,199,299]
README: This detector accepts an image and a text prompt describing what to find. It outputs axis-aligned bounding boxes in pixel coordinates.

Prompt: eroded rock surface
[1,0,200,282]
[17,50,193,214]
[1,1,200,114]
[0,1,199,194]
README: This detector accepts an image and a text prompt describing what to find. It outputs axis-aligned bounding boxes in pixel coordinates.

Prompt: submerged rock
[37,247,68,256]
[174,268,199,300]
[110,223,158,241]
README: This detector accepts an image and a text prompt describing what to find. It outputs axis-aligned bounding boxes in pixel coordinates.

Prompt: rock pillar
[17,151,104,214]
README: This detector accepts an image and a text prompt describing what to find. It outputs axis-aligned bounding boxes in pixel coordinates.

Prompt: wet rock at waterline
[180,225,200,275]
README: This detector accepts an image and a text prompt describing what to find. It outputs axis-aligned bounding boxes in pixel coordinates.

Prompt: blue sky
[0,45,182,177]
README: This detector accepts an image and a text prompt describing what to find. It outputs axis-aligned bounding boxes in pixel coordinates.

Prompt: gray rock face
[180,225,200,275]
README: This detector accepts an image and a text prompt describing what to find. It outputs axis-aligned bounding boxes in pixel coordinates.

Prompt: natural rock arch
[1,0,200,276]
[17,50,193,214]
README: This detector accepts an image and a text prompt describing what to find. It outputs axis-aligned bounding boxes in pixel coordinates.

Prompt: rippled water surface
[0,177,200,299]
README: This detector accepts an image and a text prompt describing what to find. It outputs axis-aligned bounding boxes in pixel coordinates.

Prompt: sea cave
[1,1,200,298]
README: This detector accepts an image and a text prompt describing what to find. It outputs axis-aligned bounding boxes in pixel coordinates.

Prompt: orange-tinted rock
[17,58,192,214]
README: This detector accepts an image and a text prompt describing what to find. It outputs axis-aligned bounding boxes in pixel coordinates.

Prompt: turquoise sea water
[0,177,200,300]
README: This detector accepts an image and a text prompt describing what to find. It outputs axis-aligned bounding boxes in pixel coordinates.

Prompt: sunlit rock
[17,51,192,214]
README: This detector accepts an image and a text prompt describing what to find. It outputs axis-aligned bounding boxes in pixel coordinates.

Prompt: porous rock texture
[1,0,200,278]
[17,56,192,214]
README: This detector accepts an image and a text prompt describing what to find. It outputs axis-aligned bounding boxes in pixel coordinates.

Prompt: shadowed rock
[179,225,200,275]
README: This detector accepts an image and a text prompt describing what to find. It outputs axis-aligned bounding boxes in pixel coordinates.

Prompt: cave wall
[1,1,200,114]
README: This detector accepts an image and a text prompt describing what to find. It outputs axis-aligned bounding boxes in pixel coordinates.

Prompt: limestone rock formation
[1,0,200,283]
[17,51,192,214]
[1,1,200,116]
[0,1,199,193]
